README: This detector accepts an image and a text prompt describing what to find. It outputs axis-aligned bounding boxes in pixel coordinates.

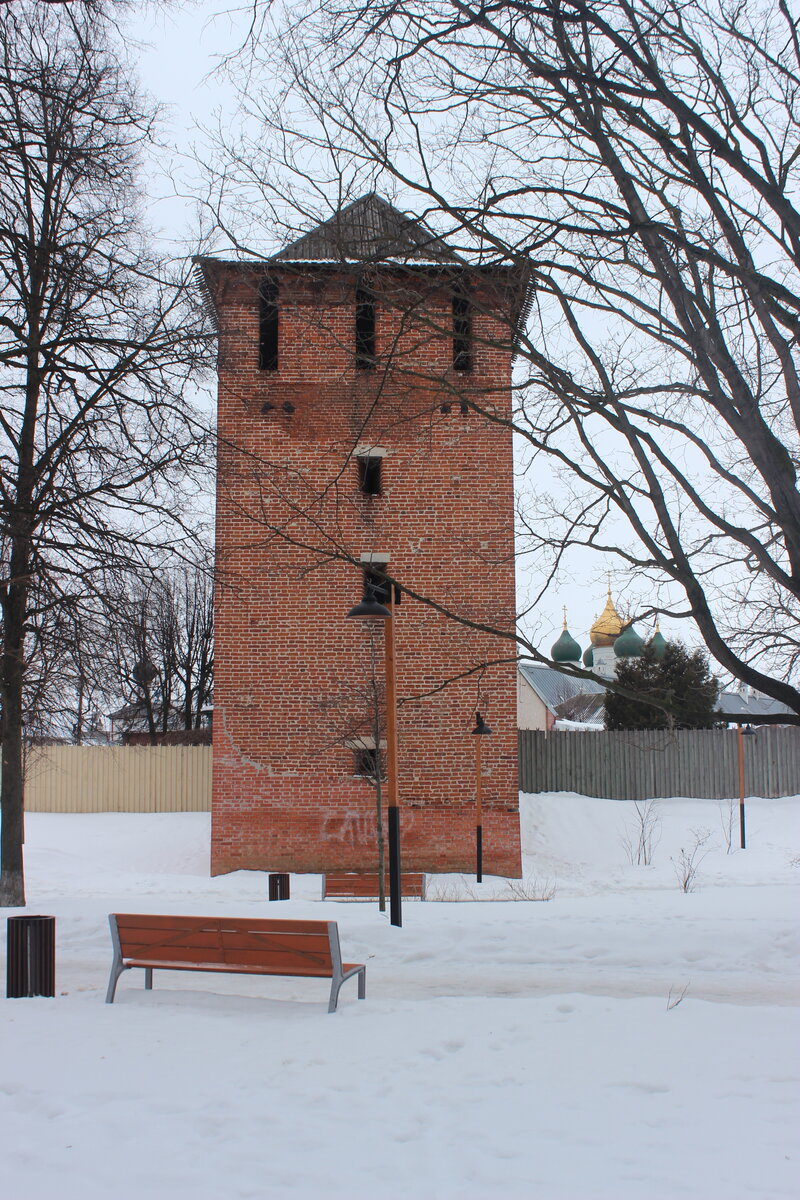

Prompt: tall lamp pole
[347,587,402,927]
[736,723,755,850]
[471,712,492,882]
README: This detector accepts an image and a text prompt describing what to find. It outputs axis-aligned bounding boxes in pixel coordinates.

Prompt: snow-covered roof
[518,662,605,714]
[717,690,794,720]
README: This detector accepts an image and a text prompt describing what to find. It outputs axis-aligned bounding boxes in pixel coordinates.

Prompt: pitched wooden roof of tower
[272,193,465,265]
[193,194,534,341]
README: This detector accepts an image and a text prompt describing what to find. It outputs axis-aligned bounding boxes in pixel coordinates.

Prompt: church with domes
[518,587,667,731]
[551,587,666,681]
[520,587,792,731]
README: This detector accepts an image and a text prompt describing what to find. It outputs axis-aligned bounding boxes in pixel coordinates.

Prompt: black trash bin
[268,873,290,901]
[6,915,55,998]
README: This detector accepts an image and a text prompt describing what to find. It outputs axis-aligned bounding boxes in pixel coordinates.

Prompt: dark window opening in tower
[357,455,382,496]
[355,284,376,368]
[259,280,279,371]
[453,282,472,372]
[353,746,385,779]
[362,563,391,606]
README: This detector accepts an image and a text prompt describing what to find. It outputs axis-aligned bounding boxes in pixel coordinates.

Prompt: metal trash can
[6,915,55,998]
[268,873,290,901]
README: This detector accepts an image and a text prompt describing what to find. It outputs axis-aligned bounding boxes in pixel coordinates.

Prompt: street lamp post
[736,723,756,850]
[347,587,402,927]
[471,712,492,882]
[132,658,158,745]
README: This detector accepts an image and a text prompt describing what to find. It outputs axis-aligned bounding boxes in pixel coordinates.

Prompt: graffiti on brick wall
[322,808,416,846]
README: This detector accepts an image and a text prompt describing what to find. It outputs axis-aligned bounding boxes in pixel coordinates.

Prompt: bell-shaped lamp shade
[472,711,492,736]
[132,658,158,687]
[346,596,392,620]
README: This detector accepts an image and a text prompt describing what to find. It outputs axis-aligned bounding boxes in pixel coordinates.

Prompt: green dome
[614,623,645,658]
[583,645,594,668]
[649,629,667,660]
[551,627,582,663]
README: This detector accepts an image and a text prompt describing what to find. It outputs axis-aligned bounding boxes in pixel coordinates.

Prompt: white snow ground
[1,792,798,1200]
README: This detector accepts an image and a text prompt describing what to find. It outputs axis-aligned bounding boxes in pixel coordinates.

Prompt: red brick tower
[196,196,526,879]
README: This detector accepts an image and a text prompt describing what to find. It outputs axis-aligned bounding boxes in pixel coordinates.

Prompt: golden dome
[590,588,624,647]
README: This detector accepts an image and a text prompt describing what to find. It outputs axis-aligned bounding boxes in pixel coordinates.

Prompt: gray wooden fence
[519,727,800,799]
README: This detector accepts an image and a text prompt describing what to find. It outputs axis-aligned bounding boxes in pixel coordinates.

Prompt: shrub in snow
[672,829,712,892]
[621,798,661,866]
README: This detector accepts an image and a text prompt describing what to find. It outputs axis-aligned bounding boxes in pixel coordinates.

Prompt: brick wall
[207,262,522,877]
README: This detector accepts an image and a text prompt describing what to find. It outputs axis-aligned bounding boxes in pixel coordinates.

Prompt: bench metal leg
[328,966,366,1013]
[106,914,125,1004]
[144,968,153,990]
[105,958,125,1004]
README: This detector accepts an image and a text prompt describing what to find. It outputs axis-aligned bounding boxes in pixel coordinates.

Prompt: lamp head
[346,596,392,620]
[132,659,157,687]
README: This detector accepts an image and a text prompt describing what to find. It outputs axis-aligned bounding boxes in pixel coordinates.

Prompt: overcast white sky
[124,1,679,663]
[123,2,243,249]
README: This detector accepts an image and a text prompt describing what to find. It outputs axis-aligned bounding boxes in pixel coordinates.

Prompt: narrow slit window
[356,284,376,368]
[259,280,279,371]
[453,283,472,372]
[357,455,382,496]
[362,564,391,606]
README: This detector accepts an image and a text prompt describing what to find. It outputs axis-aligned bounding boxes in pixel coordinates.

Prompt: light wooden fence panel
[24,746,212,813]
[519,727,800,799]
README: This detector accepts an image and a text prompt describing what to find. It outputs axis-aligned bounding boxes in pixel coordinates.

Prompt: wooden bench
[323,872,426,900]
[105,914,366,1013]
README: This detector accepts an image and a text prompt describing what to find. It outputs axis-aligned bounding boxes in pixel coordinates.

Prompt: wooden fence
[24,745,212,813]
[22,731,800,812]
[519,727,800,799]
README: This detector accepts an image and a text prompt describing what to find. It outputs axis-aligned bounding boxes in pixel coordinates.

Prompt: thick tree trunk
[0,549,29,907]
[1,313,40,906]
[0,721,26,908]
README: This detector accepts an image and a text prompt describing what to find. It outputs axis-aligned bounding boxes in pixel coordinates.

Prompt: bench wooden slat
[123,947,333,971]
[115,914,330,936]
[118,928,332,955]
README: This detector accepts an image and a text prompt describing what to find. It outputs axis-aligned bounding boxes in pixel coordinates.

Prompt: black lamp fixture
[346,595,392,620]
[132,658,157,688]
[471,710,492,881]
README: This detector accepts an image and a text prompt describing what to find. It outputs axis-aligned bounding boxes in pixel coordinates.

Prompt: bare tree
[201,0,800,716]
[21,590,117,744]
[620,798,662,867]
[109,563,214,743]
[672,828,712,892]
[0,5,211,905]
[170,563,215,732]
